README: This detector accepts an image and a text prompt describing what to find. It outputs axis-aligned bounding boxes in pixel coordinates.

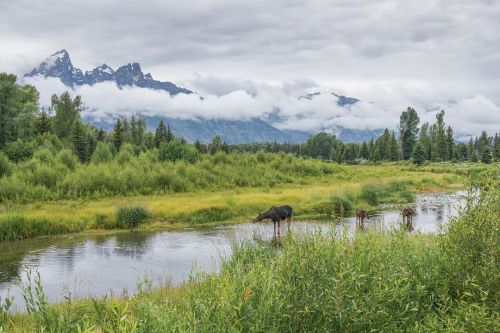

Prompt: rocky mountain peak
[25,50,192,95]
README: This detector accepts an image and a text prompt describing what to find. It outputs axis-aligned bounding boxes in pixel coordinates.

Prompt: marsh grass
[0,215,84,241]
[0,161,471,241]
[4,185,498,332]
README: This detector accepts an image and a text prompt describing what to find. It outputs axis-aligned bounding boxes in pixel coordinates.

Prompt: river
[0,191,464,312]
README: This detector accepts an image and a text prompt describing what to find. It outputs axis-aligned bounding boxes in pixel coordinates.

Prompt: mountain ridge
[25,49,192,95]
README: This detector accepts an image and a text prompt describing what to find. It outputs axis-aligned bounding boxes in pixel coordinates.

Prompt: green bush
[116,143,135,165]
[439,186,499,306]
[158,141,200,163]
[330,194,354,217]
[0,177,31,202]
[26,165,60,189]
[91,142,113,164]
[360,184,381,205]
[398,190,416,203]
[3,138,37,162]
[0,151,12,177]
[116,206,150,228]
[57,149,78,171]
[32,147,56,165]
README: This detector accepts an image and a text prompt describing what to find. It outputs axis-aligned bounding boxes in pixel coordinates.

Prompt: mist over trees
[0,72,498,167]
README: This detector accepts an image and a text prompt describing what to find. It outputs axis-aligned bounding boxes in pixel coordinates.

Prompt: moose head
[252,212,265,223]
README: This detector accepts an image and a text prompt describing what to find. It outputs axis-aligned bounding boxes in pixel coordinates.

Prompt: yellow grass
[0,164,463,231]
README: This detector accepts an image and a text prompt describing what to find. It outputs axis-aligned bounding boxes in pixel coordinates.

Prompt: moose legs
[273,220,281,236]
[403,213,413,230]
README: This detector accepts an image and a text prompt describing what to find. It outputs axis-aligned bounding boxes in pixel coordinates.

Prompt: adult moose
[253,205,293,235]
[402,207,414,230]
[355,208,369,229]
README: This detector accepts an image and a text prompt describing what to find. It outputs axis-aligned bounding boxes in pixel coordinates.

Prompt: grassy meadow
[1,182,498,332]
[0,152,480,241]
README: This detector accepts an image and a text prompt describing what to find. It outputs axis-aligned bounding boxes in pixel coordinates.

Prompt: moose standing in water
[253,205,293,235]
[355,208,369,229]
[402,207,414,230]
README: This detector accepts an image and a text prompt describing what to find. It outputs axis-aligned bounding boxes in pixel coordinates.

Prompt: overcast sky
[1,0,499,136]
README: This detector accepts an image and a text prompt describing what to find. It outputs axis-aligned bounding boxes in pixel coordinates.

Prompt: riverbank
[2,185,498,332]
[0,163,468,241]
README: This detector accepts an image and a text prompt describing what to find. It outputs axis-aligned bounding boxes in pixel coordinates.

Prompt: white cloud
[25,76,500,137]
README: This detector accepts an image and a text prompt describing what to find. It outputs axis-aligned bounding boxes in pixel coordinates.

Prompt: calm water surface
[0,191,464,311]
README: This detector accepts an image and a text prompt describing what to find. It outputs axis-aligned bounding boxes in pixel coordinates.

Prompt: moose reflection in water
[402,207,415,230]
[253,205,293,236]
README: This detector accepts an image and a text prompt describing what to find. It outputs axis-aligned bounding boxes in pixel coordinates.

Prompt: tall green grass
[0,151,343,203]
[3,185,498,332]
[0,216,85,241]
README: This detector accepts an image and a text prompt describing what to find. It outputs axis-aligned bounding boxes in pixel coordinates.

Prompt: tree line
[1,73,498,166]
[232,107,499,164]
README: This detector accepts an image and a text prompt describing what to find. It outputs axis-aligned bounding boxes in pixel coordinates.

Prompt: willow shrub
[0,151,341,203]
[439,185,499,307]
[0,151,12,177]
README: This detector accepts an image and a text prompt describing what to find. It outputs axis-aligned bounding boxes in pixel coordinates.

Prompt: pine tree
[154,120,168,148]
[194,140,206,153]
[467,138,475,161]
[112,118,126,152]
[480,146,492,164]
[96,128,106,141]
[360,142,369,159]
[35,109,52,135]
[380,129,391,160]
[418,122,432,160]
[411,142,426,165]
[368,139,375,160]
[478,131,490,155]
[493,134,500,162]
[388,132,399,161]
[166,125,174,142]
[445,125,454,161]
[457,144,468,161]
[72,120,88,163]
[86,131,97,158]
[144,133,155,149]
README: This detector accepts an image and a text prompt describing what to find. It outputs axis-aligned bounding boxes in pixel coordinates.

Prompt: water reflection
[0,191,464,311]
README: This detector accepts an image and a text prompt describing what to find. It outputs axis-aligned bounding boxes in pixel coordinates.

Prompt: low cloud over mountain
[23,50,500,143]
